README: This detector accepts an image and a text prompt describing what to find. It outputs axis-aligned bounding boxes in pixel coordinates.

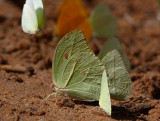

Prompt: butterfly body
[21,0,44,34]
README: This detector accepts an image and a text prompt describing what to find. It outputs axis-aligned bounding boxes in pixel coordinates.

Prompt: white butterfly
[21,0,44,34]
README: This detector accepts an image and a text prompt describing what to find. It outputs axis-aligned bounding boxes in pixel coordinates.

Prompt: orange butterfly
[56,0,92,40]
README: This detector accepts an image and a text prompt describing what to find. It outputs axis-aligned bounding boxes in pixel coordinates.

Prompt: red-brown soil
[0,0,160,121]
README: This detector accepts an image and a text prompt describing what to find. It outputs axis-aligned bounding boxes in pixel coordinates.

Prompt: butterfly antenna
[32,69,54,99]
[40,82,47,98]
[34,69,52,84]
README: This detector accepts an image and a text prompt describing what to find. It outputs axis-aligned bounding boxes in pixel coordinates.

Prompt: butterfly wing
[99,37,130,72]
[21,0,38,34]
[101,50,132,101]
[53,30,105,101]
[32,0,45,29]
[99,70,111,115]
[56,0,92,40]
[90,2,118,38]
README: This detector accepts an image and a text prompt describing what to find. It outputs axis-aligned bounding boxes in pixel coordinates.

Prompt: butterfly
[52,30,132,115]
[56,0,92,40]
[99,36,131,73]
[21,0,45,34]
[90,2,119,38]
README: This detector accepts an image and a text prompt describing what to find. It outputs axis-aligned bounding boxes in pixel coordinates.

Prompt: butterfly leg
[43,92,57,100]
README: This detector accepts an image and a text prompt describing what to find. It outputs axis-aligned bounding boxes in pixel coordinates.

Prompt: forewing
[56,0,92,40]
[33,0,43,9]
[101,50,132,101]
[33,0,45,29]
[99,37,130,72]
[25,0,35,9]
[53,30,104,101]
[21,0,38,34]
[99,70,111,115]
[64,52,104,101]
[90,2,118,38]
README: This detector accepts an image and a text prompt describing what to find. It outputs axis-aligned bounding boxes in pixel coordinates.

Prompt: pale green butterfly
[99,37,131,72]
[99,70,111,115]
[52,30,111,115]
[52,30,105,101]
[52,30,131,115]
[21,0,45,34]
[101,49,132,101]
[90,2,119,38]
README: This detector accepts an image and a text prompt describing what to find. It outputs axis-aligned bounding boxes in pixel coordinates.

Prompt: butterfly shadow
[111,104,152,121]
[74,100,99,106]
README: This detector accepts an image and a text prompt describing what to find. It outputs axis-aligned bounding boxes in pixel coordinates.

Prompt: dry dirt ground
[0,0,160,121]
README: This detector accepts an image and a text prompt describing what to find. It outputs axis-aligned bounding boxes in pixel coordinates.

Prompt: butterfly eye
[81,70,86,75]
[64,54,68,59]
